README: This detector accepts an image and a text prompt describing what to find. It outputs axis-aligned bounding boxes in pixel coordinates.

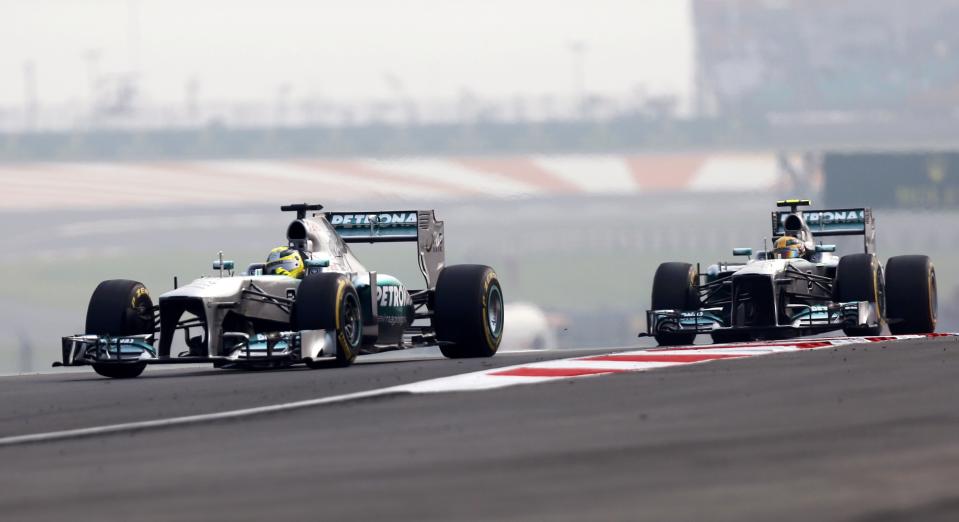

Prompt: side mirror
[304,257,330,276]
[732,247,753,257]
[212,259,235,271]
[305,257,330,268]
[815,244,836,253]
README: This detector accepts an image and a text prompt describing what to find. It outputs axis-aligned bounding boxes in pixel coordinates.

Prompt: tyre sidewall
[835,254,884,333]
[86,279,155,336]
[886,255,936,334]
[434,265,502,358]
[294,273,361,366]
[652,262,697,311]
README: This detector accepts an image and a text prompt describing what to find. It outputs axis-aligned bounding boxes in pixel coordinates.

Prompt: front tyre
[92,363,146,379]
[651,262,699,346]
[86,279,155,379]
[886,255,937,334]
[294,273,362,367]
[434,265,503,358]
[835,253,884,337]
[86,279,155,337]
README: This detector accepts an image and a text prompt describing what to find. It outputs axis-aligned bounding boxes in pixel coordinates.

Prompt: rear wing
[326,210,445,289]
[771,207,876,253]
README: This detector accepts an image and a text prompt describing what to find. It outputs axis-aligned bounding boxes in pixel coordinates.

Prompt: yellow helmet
[265,246,305,279]
[773,236,805,259]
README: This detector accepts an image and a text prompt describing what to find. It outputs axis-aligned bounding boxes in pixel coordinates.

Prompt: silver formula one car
[645,199,938,345]
[57,203,504,378]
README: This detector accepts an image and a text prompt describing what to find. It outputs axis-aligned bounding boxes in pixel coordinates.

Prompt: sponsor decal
[379,315,408,326]
[132,286,149,307]
[286,289,296,300]
[800,210,865,226]
[425,228,444,253]
[778,210,865,227]
[773,208,868,236]
[329,213,417,226]
[376,284,412,308]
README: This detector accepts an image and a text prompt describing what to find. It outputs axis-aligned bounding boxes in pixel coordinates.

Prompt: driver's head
[773,236,805,259]
[265,246,305,279]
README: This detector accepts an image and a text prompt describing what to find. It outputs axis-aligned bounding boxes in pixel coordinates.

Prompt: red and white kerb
[398,334,956,394]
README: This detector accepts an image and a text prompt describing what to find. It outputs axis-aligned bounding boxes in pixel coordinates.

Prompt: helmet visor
[774,247,800,259]
[266,259,300,274]
[267,248,296,263]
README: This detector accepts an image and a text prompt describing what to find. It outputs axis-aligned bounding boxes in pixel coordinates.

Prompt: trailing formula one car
[645,199,937,345]
[57,204,504,378]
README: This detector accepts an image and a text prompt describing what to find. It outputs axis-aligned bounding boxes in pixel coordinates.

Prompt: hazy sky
[1,0,692,107]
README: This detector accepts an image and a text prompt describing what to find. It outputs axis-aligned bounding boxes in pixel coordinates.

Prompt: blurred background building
[0,0,957,373]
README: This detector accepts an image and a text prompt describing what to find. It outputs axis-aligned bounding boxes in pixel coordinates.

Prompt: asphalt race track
[2,337,959,522]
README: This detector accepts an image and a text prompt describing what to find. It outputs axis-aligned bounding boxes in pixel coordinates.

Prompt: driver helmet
[773,236,805,259]
[265,246,305,279]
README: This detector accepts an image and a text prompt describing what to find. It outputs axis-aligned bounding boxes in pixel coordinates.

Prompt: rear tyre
[651,262,698,346]
[434,265,503,358]
[886,255,937,334]
[835,254,884,336]
[86,279,154,379]
[294,273,362,368]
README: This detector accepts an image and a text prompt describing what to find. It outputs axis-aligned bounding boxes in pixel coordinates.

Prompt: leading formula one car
[645,199,937,345]
[57,203,504,378]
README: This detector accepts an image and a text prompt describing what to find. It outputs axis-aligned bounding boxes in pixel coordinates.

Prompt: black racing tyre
[294,273,362,368]
[651,262,698,346]
[434,265,503,358]
[86,280,154,379]
[834,253,884,336]
[86,279,155,336]
[92,363,147,379]
[885,255,937,335]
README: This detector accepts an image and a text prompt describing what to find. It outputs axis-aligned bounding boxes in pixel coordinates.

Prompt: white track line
[0,388,411,447]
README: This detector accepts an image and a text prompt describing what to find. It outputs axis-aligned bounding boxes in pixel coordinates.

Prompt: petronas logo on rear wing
[328,212,418,226]
[326,210,447,289]
[772,208,873,236]
[771,207,876,254]
[326,211,419,242]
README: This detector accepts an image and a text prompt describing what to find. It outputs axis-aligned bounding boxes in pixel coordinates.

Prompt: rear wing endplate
[326,210,446,289]
[771,207,876,253]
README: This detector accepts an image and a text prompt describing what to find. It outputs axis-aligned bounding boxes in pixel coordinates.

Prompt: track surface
[3,337,959,521]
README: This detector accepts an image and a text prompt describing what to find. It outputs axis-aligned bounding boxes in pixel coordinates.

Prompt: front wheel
[835,253,884,337]
[294,273,363,367]
[86,279,155,337]
[92,362,146,379]
[434,265,503,358]
[651,262,699,346]
[85,279,155,379]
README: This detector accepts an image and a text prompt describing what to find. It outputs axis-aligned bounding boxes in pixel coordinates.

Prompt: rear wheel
[651,262,698,346]
[886,255,937,334]
[835,254,884,336]
[294,273,362,368]
[85,279,154,379]
[434,265,503,358]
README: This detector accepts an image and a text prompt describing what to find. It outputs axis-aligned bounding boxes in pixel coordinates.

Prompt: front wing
[646,301,880,339]
[56,329,340,369]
